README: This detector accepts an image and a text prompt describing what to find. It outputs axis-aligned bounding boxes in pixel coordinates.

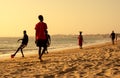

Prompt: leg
[20,45,26,57]
[80,46,82,49]
[45,47,48,54]
[39,46,46,61]
[11,46,21,58]
[79,43,82,49]
[112,39,114,45]
[80,44,83,49]
[21,48,24,57]
[38,47,41,59]
[14,46,21,56]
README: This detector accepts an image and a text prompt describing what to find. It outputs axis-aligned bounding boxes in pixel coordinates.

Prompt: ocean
[0,34,110,55]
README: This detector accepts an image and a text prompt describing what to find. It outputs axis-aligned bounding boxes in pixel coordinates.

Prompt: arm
[17,39,23,42]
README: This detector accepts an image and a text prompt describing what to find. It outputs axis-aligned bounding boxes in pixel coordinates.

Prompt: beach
[0,41,120,78]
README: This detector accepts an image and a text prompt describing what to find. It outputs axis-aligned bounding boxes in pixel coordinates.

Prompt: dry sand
[0,41,120,78]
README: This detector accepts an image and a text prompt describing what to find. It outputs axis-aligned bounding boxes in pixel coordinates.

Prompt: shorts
[36,39,47,47]
[19,44,27,49]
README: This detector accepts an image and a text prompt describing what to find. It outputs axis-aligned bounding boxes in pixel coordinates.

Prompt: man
[78,31,83,49]
[110,30,116,45]
[35,15,47,62]
[11,30,28,58]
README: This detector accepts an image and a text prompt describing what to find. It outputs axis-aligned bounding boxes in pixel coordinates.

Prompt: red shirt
[35,22,47,40]
[78,35,83,46]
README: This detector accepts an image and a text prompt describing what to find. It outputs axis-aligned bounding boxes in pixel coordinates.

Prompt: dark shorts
[20,44,27,49]
[36,39,47,47]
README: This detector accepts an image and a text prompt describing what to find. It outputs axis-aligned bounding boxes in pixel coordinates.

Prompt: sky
[0,0,120,37]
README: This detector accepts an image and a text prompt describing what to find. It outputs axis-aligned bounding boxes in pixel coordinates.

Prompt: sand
[0,41,120,78]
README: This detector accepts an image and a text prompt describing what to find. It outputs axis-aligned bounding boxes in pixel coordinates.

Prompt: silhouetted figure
[78,31,83,49]
[110,31,116,45]
[35,15,47,62]
[11,30,29,58]
[45,30,51,53]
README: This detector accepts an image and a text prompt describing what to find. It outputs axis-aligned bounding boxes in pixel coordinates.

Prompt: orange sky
[0,0,120,37]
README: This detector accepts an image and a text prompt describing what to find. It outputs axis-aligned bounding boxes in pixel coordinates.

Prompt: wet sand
[0,41,120,78]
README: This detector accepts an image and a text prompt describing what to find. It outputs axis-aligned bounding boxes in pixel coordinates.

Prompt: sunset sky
[0,0,120,37]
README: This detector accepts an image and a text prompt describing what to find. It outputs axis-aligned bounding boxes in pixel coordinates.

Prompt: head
[112,30,114,33]
[23,30,26,34]
[38,15,44,22]
[79,31,82,35]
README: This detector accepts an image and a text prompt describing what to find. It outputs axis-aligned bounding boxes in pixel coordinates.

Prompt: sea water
[0,34,110,55]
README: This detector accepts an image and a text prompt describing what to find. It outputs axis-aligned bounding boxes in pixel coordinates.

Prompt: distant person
[35,15,47,62]
[11,30,29,58]
[45,30,51,53]
[110,30,116,45]
[78,31,83,49]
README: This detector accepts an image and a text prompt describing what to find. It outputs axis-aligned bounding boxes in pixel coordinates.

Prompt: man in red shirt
[78,31,83,49]
[35,15,47,62]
